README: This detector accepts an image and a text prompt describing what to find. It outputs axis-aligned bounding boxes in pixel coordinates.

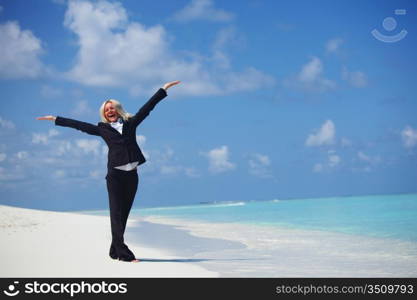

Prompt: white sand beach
[0,205,217,277]
[2,205,417,278]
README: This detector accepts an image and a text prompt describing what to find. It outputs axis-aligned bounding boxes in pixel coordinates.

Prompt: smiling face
[104,101,120,123]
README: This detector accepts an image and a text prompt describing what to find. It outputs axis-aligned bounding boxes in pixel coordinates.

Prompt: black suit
[55,88,167,260]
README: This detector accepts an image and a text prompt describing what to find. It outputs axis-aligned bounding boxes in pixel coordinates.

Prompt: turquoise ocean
[132,193,417,242]
[83,193,417,276]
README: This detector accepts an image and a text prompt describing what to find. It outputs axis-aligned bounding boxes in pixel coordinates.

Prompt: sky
[0,0,416,211]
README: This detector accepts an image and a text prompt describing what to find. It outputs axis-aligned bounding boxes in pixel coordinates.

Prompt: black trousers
[106,167,138,260]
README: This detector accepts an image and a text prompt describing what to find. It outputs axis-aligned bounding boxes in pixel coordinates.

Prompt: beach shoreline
[139,215,417,277]
[2,204,417,278]
[0,205,217,278]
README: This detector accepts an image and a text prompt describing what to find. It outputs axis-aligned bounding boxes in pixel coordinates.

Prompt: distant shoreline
[3,192,416,212]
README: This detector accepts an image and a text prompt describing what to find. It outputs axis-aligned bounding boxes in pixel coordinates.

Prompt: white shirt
[110,118,124,135]
[110,118,139,171]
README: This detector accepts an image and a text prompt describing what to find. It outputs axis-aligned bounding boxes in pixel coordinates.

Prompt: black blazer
[55,88,167,169]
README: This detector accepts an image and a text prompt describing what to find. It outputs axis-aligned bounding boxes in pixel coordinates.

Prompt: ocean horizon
[133,193,417,243]
[83,193,417,243]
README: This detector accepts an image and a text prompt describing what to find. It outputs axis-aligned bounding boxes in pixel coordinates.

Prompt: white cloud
[204,145,235,173]
[0,21,44,79]
[213,26,239,50]
[305,120,335,147]
[248,153,272,178]
[211,26,237,69]
[89,169,104,179]
[159,165,200,178]
[342,66,367,88]
[401,126,417,149]
[48,129,59,137]
[184,167,200,178]
[325,38,343,53]
[0,116,15,129]
[56,140,72,156]
[328,153,341,167]
[313,150,341,172]
[134,133,146,160]
[161,148,174,161]
[0,153,6,162]
[63,0,272,96]
[286,57,335,92]
[352,151,381,173]
[75,139,101,155]
[101,145,108,157]
[136,135,146,147]
[160,165,180,175]
[220,67,275,93]
[64,0,166,87]
[0,166,26,181]
[298,57,323,82]
[357,151,381,165]
[172,0,234,23]
[16,151,28,160]
[142,150,150,160]
[1,132,108,184]
[142,146,199,177]
[32,129,59,145]
[53,169,67,179]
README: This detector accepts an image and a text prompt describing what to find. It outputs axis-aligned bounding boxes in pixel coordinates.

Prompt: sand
[0,205,217,277]
[2,205,417,278]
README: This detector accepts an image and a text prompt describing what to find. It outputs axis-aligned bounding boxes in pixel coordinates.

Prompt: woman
[37,80,181,262]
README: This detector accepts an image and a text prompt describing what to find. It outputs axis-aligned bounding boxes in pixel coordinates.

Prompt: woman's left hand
[163,81,181,90]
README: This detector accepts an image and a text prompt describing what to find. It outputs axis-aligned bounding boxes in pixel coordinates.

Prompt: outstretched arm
[131,81,181,127]
[37,115,100,136]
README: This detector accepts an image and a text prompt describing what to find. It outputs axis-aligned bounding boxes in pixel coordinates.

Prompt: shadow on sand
[138,258,259,263]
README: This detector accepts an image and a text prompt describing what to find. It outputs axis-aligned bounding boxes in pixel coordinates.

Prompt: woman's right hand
[163,80,181,90]
[36,115,56,121]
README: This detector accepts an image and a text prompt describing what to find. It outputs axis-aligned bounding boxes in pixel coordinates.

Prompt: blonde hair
[99,99,132,123]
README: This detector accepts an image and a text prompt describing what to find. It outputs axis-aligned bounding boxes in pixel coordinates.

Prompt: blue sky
[0,0,416,211]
